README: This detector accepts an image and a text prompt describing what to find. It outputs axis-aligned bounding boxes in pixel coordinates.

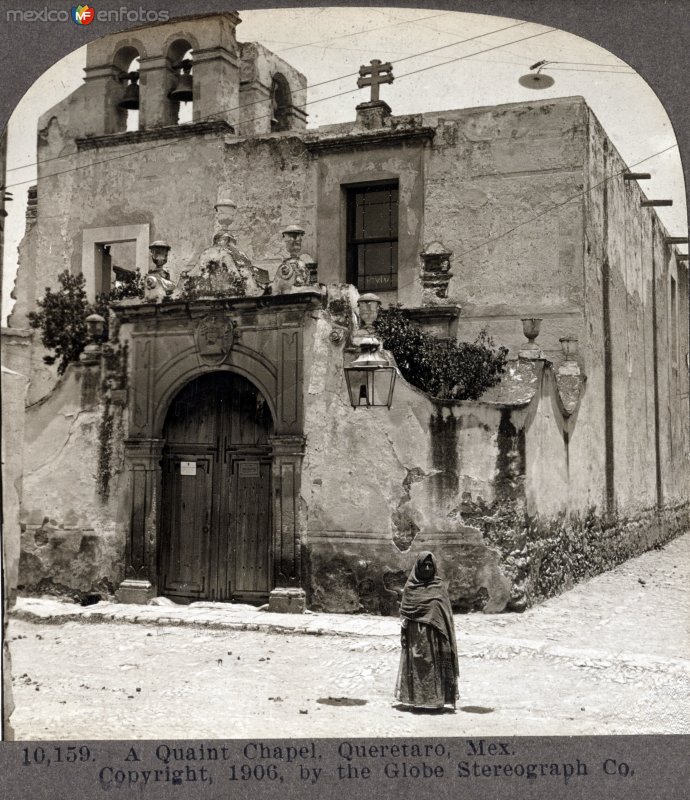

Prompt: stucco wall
[17,364,125,597]
[423,98,588,360]
[301,299,532,614]
[582,108,689,517]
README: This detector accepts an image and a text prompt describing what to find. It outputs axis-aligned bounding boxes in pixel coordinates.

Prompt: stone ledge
[76,120,235,150]
[305,126,435,154]
[110,290,326,322]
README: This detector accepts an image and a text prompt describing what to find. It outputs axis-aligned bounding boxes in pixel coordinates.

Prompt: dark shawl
[400,552,458,671]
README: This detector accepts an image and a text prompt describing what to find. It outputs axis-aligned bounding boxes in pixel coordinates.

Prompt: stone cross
[357,59,394,103]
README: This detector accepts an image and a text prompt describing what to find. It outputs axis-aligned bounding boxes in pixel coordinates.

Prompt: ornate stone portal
[112,290,323,607]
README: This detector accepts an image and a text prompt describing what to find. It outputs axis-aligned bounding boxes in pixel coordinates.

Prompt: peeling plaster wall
[0,358,25,740]
[1,358,28,604]
[301,304,515,614]
[17,365,125,597]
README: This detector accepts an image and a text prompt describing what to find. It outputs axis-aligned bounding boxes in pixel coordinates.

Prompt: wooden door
[159,372,273,603]
[229,457,272,600]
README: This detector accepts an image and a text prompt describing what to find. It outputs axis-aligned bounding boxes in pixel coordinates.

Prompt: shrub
[28,269,144,375]
[373,305,508,400]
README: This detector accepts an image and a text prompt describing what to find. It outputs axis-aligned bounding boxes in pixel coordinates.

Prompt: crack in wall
[391,467,426,552]
[27,409,91,476]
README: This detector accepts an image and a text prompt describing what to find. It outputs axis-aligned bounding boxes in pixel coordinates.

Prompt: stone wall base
[18,523,123,602]
[305,530,511,615]
[115,579,155,605]
[478,501,690,611]
[268,588,306,614]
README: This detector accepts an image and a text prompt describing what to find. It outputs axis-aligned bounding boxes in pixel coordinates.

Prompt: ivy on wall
[28,270,144,374]
[468,501,688,611]
[373,305,508,400]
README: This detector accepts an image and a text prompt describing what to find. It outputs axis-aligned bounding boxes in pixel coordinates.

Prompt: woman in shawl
[395,551,459,711]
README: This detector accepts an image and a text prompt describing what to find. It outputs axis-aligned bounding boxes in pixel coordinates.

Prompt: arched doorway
[159,371,274,603]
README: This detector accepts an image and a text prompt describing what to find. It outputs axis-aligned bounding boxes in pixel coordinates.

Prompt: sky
[2,6,687,322]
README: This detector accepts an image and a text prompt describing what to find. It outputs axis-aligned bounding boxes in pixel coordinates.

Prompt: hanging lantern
[118,71,140,110]
[344,336,396,409]
[170,59,193,103]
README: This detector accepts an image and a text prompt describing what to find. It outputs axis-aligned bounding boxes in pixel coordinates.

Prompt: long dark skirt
[395,621,457,709]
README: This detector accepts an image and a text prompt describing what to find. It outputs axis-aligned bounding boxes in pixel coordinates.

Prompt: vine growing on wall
[28,269,144,374]
[373,305,508,400]
[97,401,114,499]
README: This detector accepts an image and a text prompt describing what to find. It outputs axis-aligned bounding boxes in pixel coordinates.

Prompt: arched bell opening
[270,73,292,132]
[167,39,194,125]
[113,46,140,132]
[158,371,275,604]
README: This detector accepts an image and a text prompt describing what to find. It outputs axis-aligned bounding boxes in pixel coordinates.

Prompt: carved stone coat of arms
[195,314,236,366]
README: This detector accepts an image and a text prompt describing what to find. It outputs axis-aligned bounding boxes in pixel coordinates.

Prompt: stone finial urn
[214,199,237,231]
[519,317,543,359]
[559,334,581,376]
[357,293,382,330]
[559,334,579,360]
[79,312,106,364]
[144,240,176,302]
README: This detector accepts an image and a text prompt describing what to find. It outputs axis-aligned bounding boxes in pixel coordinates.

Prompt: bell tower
[78,12,242,136]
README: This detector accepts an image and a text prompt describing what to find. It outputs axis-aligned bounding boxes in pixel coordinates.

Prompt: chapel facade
[2,11,688,614]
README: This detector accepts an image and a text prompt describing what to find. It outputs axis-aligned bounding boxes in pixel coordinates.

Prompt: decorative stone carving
[519,317,544,360]
[556,371,585,416]
[556,334,584,414]
[300,252,318,285]
[271,225,312,295]
[144,241,176,302]
[178,231,264,300]
[194,313,238,367]
[357,293,382,331]
[420,242,453,302]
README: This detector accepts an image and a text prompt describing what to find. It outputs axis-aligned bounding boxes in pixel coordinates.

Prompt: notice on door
[180,461,197,476]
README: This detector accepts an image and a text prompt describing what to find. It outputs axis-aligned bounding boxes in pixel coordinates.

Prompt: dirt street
[7,534,690,738]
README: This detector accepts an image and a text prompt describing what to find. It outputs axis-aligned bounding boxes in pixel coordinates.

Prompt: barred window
[346,183,399,292]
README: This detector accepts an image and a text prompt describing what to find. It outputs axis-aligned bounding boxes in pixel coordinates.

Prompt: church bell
[170,59,193,103]
[118,72,140,110]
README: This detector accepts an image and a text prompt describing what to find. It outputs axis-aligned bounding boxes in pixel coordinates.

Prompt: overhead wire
[3,20,538,182]
[388,141,681,298]
[272,9,456,54]
[1,20,681,254]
